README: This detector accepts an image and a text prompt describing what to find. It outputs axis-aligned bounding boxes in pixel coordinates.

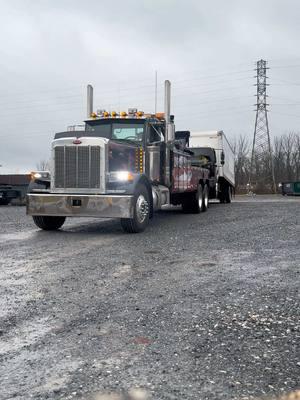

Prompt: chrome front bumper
[27,193,134,218]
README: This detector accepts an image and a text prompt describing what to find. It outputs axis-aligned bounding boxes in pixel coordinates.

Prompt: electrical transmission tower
[249,59,276,193]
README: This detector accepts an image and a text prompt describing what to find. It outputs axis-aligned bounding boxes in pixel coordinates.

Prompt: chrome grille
[54,145,100,188]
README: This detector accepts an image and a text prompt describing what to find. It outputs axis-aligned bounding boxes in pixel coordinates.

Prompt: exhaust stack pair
[86,80,174,186]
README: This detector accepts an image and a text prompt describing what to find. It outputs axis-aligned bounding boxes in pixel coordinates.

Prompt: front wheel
[32,215,66,231]
[121,184,150,233]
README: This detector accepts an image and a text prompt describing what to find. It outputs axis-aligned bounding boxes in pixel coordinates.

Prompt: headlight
[31,171,50,181]
[109,171,134,182]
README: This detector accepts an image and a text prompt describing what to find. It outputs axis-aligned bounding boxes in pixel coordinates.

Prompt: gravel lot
[0,195,299,400]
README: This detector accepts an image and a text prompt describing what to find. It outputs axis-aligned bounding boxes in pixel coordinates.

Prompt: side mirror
[221,151,225,165]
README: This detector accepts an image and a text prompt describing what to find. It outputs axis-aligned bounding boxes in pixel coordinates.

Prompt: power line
[0,66,254,102]
[273,112,300,119]
[0,82,254,116]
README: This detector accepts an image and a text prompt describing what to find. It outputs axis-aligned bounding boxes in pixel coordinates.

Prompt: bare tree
[235,131,300,193]
[36,159,50,171]
[234,134,251,192]
[273,132,300,183]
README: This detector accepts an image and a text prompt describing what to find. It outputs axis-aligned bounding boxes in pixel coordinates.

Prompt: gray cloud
[0,0,300,172]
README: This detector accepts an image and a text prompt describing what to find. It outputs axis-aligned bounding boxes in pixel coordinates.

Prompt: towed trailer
[189,131,235,203]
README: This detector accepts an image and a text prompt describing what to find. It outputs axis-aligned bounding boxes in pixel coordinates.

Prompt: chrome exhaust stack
[87,84,93,118]
[164,80,174,186]
[164,80,171,125]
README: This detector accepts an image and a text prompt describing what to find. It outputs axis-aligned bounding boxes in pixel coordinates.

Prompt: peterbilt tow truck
[27,81,211,233]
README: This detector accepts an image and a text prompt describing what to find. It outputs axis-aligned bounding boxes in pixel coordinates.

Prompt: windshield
[84,121,144,143]
[112,124,144,142]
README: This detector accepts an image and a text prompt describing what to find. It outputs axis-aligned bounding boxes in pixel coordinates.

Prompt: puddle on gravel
[0,230,36,243]
[0,316,53,356]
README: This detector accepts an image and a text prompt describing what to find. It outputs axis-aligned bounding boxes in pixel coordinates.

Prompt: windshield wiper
[114,138,141,145]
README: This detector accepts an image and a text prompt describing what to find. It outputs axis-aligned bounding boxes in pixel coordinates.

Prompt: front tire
[121,184,150,233]
[32,216,66,231]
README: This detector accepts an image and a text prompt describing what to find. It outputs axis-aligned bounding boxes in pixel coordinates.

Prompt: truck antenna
[154,70,158,113]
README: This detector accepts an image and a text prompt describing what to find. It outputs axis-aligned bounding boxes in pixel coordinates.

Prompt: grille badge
[73,139,82,144]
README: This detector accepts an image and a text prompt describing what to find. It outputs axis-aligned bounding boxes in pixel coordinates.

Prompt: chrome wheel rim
[136,195,149,223]
[204,188,209,208]
[198,187,203,209]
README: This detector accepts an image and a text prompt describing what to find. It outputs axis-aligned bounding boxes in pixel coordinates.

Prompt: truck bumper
[26,193,134,218]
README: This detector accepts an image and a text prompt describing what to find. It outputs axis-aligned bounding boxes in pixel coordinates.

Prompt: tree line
[233,132,300,193]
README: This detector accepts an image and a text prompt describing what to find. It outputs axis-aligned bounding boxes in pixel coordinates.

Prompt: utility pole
[249,59,276,194]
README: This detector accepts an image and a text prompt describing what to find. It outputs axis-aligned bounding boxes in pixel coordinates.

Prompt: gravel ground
[0,195,299,400]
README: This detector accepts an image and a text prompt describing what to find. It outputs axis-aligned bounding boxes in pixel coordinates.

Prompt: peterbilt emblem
[73,139,82,144]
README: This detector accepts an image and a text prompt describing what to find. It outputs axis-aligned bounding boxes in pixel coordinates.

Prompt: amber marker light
[155,112,165,120]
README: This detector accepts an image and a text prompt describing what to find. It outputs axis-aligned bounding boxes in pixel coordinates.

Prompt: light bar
[88,109,147,120]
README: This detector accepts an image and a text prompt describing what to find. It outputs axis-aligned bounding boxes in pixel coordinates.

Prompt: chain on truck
[28,80,229,233]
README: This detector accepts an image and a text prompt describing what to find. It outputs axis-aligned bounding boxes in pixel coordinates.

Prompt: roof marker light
[155,112,165,120]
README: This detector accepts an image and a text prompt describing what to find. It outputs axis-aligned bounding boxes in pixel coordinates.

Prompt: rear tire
[182,185,203,214]
[121,184,150,233]
[202,184,209,211]
[32,216,66,231]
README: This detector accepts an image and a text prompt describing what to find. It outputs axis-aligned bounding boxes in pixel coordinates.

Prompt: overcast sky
[1,0,300,173]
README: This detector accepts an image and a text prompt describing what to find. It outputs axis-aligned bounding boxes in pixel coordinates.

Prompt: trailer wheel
[219,194,225,204]
[218,184,226,203]
[225,185,232,203]
[32,216,66,231]
[182,184,203,213]
[202,184,209,212]
[120,184,150,233]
